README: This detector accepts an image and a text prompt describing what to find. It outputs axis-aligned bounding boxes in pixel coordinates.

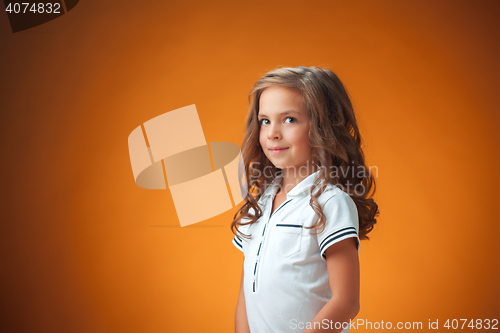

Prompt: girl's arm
[235,264,251,333]
[303,237,360,333]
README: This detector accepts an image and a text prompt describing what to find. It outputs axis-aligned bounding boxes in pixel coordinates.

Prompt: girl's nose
[268,124,282,140]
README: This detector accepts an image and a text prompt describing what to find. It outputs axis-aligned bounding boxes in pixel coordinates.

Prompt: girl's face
[258,86,313,172]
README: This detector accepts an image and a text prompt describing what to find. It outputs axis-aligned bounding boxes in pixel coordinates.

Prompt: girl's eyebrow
[258,110,300,118]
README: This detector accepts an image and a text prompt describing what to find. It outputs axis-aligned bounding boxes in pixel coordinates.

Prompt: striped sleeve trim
[319,226,360,261]
[232,235,243,252]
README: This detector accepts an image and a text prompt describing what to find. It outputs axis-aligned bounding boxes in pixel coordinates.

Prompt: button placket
[252,198,293,293]
[252,206,270,292]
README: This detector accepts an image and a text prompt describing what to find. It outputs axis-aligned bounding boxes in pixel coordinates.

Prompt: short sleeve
[232,221,250,254]
[232,233,244,253]
[317,192,360,262]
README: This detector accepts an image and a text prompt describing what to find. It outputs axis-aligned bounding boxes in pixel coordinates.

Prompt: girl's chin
[273,164,291,170]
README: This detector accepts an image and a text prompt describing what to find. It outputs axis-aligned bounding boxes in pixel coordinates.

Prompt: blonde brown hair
[231,66,379,241]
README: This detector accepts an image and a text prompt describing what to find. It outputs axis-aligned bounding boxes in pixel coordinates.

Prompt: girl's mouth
[269,147,289,154]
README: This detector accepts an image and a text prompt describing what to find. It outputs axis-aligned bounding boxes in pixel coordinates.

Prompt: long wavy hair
[231,66,379,241]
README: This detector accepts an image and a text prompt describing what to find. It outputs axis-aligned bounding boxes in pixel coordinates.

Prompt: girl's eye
[260,119,270,125]
[284,117,297,124]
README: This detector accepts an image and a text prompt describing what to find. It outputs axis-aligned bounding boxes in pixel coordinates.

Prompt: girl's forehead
[259,86,306,116]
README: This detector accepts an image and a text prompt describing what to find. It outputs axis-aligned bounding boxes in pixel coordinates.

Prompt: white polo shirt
[232,170,360,333]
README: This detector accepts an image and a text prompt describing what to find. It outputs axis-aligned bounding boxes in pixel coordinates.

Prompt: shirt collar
[260,170,322,200]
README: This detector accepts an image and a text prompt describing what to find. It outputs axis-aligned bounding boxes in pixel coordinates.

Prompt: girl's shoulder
[317,183,354,207]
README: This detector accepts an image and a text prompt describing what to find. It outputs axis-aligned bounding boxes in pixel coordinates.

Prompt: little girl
[231,66,379,333]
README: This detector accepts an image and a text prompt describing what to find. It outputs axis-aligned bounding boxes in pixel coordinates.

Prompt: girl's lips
[269,147,289,154]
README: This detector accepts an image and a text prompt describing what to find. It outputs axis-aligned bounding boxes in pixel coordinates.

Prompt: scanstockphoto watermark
[247,161,379,196]
[290,318,499,330]
[290,319,424,330]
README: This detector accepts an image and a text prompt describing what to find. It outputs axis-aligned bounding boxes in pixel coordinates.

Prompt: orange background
[1,0,499,332]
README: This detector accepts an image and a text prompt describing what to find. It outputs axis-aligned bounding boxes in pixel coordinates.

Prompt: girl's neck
[278,164,317,195]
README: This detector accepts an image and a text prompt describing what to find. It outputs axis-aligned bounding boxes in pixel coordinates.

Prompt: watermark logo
[3,1,79,33]
[127,104,247,227]
[247,161,378,197]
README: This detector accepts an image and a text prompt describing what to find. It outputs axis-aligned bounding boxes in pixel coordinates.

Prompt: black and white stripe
[271,199,293,217]
[276,224,302,228]
[233,235,243,250]
[319,226,358,257]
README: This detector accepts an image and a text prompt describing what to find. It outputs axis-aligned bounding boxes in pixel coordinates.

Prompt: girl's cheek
[259,130,266,144]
